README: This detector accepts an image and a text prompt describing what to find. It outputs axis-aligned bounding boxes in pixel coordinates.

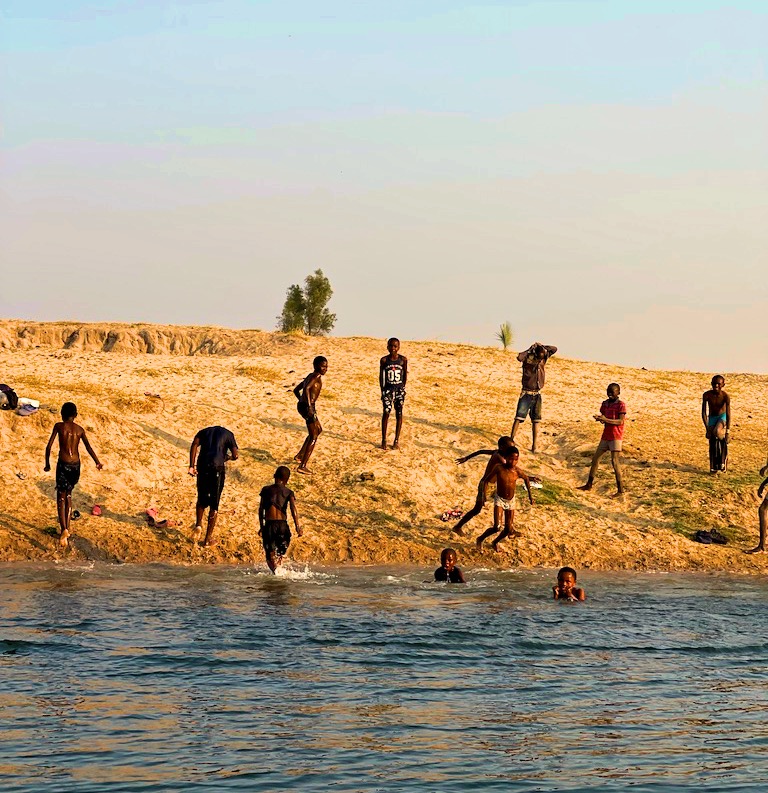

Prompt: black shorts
[297,402,318,424]
[196,467,226,511]
[56,461,81,494]
[262,519,291,557]
[382,387,406,415]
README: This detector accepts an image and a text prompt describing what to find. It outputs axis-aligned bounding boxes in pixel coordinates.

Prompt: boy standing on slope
[293,356,328,474]
[578,383,626,498]
[259,466,302,573]
[746,449,768,554]
[44,402,103,548]
[475,446,533,551]
[701,375,730,474]
[189,425,239,547]
[380,337,408,450]
[511,341,557,453]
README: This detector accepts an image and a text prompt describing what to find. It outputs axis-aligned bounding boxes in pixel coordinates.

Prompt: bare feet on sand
[577,483,593,491]
[297,466,312,475]
[380,442,387,451]
[746,546,765,554]
[611,491,624,499]
[392,441,400,450]
[59,530,70,548]
[192,525,203,543]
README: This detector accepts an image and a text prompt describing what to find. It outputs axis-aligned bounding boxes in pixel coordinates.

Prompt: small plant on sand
[496,321,514,351]
[277,269,337,336]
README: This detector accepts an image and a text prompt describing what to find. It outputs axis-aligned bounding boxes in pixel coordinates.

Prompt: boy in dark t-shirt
[189,425,238,547]
[434,548,465,583]
[380,337,408,450]
[259,466,301,573]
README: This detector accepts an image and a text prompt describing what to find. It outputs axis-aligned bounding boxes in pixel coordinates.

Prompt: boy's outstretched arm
[519,470,534,504]
[44,424,58,471]
[455,449,495,465]
[82,432,103,470]
[289,493,302,536]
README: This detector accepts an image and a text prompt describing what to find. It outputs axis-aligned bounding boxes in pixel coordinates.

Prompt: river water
[1,562,768,792]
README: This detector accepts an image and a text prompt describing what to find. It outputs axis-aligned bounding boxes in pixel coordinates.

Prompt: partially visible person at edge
[511,341,557,454]
[293,356,328,474]
[259,466,302,573]
[434,548,466,583]
[701,375,730,474]
[746,448,768,555]
[188,425,238,547]
[44,401,103,548]
[578,383,626,498]
[452,436,512,536]
[380,337,408,450]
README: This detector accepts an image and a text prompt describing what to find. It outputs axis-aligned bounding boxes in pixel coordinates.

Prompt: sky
[1,0,766,372]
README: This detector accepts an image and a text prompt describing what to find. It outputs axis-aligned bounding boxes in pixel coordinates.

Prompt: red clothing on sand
[600,399,626,441]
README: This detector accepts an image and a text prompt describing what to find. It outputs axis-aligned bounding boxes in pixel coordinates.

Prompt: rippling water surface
[2,562,768,792]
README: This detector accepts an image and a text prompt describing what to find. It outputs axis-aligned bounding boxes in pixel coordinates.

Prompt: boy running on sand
[44,402,103,548]
[293,356,327,474]
[552,567,586,601]
[578,383,626,498]
[259,466,302,573]
[701,375,730,473]
[452,436,512,535]
[475,446,533,551]
[434,548,466,583]
[380,338,408,450]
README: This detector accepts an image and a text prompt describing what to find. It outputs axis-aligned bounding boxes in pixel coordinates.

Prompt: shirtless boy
[293,356,328,474]
[259,466,302,573]
[578,383,626,498]
[380,338,408,450]
[552,567,586,601]
[701,375,730,473]
[452,436,512,535]
[475,446,533,551]
[44,402,103,547]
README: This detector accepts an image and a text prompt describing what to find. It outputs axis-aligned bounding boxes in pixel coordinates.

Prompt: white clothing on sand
[494,493,516,512]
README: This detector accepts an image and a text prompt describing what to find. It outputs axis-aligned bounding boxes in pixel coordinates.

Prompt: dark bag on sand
[693,529,728,545]
[0,384,18,410]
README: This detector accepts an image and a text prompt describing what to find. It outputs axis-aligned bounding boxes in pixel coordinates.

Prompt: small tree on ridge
[277,269,336,336]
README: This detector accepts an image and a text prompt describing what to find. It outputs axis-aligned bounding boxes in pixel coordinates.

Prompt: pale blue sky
[1,1,766,370]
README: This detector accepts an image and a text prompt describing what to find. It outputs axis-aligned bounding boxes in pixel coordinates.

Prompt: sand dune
[1,320,766,572]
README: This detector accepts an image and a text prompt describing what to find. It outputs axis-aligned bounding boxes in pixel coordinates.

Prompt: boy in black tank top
[259,466,302,573]
[380,337,408,450]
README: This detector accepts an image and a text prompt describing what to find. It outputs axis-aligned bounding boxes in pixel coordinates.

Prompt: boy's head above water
[440,548,458,569]
[61,402,77,421]
[557,566,577,586]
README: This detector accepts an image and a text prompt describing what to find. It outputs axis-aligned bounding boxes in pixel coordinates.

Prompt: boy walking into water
[293,356,328,474]
[476,446,533,551]
[189,425,238,547]
[380,337,408,450]
[44,402,103,548]
[259,466,301,573]
[702,375,730,473]
[578,383,626,498]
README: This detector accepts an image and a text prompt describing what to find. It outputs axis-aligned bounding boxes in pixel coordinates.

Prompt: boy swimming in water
[552,567,586,601]
[258,466,302,573]
[452,436,512,535]
[475,446,533,551]
[293,356,328,474]
[701,375,730,473]
[380,337,408,450]
[43,402,103,548]
[434,548,466,583]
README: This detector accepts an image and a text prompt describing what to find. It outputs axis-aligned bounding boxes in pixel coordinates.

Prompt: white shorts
[494,493,516,512]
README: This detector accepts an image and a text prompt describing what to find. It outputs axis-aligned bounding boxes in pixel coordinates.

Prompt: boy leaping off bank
[475,446,533,551]
[293,356,328,474]
[44,402,103,548]
[259,466,302,573]
[701,375,730,474]
[578,383,626,498]
[380,337,408,450]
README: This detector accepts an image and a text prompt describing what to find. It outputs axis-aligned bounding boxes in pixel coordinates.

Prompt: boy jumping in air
[44,402,103,548]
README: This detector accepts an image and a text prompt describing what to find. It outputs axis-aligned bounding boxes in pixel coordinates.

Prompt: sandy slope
[0,320,766,572]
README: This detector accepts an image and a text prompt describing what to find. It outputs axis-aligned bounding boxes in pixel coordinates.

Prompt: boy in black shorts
[293,356,328,474]
[259,466,302,572]
[44,402,103,548]
[189,425,238,547]
[380,337,408,450]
